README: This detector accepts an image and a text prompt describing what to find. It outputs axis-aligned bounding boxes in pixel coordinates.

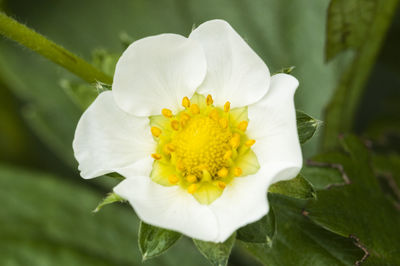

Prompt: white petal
[114,177,219,242]
[112,34,207,117]
[73,91,155,179]
[189,19,270,108]
[247,73,302,184]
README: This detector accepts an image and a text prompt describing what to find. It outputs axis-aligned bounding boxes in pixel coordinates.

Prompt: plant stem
[321,0,399,151]
[0,12,113,84]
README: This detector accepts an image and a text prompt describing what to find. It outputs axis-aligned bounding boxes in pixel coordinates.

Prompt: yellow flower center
[149,94,260,205]
[173,115,231,178]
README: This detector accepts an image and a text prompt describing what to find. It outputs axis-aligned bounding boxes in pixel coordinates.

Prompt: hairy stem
[0,12,112,84]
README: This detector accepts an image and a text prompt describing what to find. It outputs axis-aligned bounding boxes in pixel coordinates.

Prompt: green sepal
[138,221,181,261]
[296,110,322,144]
[93,192,125,213]
[237,208,275,244]
[193,233,236,266]
[268,174,315,199]
[60,79,98,110]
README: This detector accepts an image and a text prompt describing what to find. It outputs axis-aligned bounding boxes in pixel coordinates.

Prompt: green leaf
[306,135,400,265]
[242,194,364,266]
[325,0,377,61]
[322,0,399,150]
[139,222,182,260]
[0,163,208,266]
[268,174,315,199]
[193,233,236,266]
[93,192,125,213]
[237,209,275,244]
[296,110,322,144]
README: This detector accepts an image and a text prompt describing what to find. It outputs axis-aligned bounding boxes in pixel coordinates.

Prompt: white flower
[73,20,302,243]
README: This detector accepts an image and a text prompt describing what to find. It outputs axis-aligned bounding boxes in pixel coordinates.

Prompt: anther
[206,94,214,105]
[217,167,228,178]
[176,161,185,171]
[209,109,219,121]
[151,153,162,160]
[230,133,240,149]
[188,184,197,194]
[217,181,226,189]
[224,101,231,112]
[186,175,197,183]
[238,121,248,132]
[219,118,228,129]
[171,120,180,131]
[150,126,161,137]
[234,167,243,177]
[190,104,200,115]
[223,150,232,160]
[245,139,256,147]
[162,108,173,118]
[164,143,175,154]
[168,174,179,184]
[182,96,190,108]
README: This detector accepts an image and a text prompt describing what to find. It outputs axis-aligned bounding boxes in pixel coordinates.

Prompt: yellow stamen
[151,153,162,160]
[238,121,248,132]
[168,174,179,184]
[209,109,219,121]
[206,94,214,105]
[162,108,173,118]
[171,120,180,131]
[223,150,232,160]
[230,133,241,149]
[245,139,256,147]
[217,181,226,189]
[219,118,228,129]
[163,143,175,154]
[188,184,197,194]
[224,101,230,112]
[217,167,228,178]
[182,96,190,108]
[234,167,243,177]
[150,126,161,137]
[190,104,200,115]
[186,175,197,183]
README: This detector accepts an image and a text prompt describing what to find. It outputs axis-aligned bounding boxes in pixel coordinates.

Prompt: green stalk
[321,0,399,151]
[0,12,112,84]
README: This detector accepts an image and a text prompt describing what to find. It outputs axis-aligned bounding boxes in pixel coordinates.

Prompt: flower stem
[0,12,113,84]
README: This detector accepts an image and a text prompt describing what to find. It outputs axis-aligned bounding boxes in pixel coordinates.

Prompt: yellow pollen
[176,160,185,171]
[209,109,219,121]
[186,175,197,183]
[162,108,173,118]
[245,139,256,147]
[217,167,228,178]
[182,97,190,108]
[168,174,179,184]
[172,115,230,178]
[180,113,191,127]
[234,167,243,177]
[218,181,226,189]
[238,121,248,132]
[188,184,197,194]
[219,118,228,129]
[224,101,230,112]
[190,104,200,115]
[223,150,232,160]
[206,94,214,105]
[151,153,162,160]
[171,120,180,131]
[151,126,161,137]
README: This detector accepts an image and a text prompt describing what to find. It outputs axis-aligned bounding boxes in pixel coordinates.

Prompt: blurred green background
[0,0,399,265]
